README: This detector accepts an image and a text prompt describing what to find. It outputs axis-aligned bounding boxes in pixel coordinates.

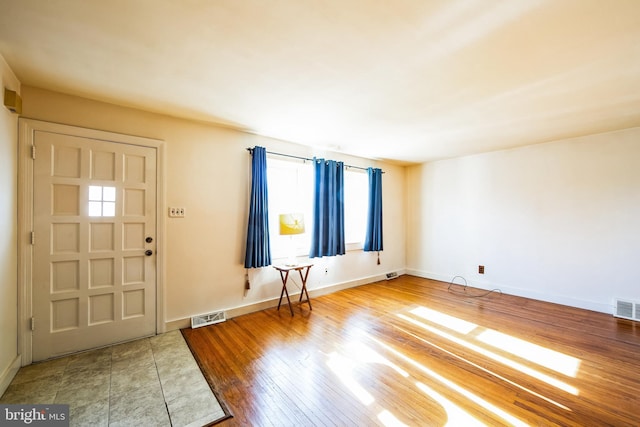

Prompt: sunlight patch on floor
[476,329,581,377]
[410,306,478,334]
[410,305,581,378]
[326,341,487,426]
[415,381,487,427]
[326,351,375,406]
[394,325,573,411]
[377,409,409,427]
[344,342,409,378]
[398,313,579,395]
[372,337,530,427]
[324,310,579,427]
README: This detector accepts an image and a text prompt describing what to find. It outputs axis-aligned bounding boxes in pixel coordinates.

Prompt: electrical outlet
[168,207,186,218]
[478,265,485,274]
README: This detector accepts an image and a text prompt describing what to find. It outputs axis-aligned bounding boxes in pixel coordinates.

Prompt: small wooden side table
[273,263,313,316]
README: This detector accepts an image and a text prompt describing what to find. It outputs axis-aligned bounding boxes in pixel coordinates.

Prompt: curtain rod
[246,148,384,173]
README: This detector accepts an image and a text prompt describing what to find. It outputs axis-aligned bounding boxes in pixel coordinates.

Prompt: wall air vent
[613,298,640,322]
[191,311,226,328]
[386,272,398,280]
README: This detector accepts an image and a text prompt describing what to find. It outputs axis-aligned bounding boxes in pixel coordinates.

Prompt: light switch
[168,207,185,218]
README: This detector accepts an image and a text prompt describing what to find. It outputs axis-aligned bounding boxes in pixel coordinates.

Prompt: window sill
[273,242,363,259]
[346,242,363,252]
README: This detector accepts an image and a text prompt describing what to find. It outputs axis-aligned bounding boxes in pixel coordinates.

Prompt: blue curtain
[309,158,345,258]
[364,167,383,253]
[244,146,272,268]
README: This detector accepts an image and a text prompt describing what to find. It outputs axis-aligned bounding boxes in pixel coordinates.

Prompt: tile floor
[0,330,226,426]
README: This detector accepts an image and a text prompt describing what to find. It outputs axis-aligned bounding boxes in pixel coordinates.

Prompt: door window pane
[88,201,102,217]
[88,185,102,201]
[88,186,116,217]
[103,186,116,202]
[103,202,116,217]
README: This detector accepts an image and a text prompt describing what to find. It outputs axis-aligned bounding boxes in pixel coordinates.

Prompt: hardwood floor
[181,276,640,426]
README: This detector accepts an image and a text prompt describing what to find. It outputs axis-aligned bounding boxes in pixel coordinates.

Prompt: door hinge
[30,231,35,245]
[31,145,36,159]
[30,317,35,331]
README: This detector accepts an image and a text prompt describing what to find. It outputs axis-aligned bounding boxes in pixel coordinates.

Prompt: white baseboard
[164,318,191,332]
[164,270,405,332]
[0,355,22,397]
[405,268,612,314]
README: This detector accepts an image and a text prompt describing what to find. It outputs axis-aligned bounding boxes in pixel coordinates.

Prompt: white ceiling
[1,0,639,163]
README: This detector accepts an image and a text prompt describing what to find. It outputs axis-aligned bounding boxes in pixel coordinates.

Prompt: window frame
[266,156,368,259]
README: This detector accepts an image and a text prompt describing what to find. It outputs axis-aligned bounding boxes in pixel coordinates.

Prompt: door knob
[146,237,153,243]
[145,250,153,256]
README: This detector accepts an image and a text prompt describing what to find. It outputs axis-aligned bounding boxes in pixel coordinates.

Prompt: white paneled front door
[31,129,157,361]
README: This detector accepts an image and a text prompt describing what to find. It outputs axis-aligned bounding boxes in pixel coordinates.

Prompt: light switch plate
[168,207,185,218]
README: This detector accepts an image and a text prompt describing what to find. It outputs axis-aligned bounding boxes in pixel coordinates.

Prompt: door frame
[18,119,166,365]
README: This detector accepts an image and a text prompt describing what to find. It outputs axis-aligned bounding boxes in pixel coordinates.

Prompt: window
[88,185,116,217]
[266,157,368,258]
[344,169,368,247]
[267,158,313,258]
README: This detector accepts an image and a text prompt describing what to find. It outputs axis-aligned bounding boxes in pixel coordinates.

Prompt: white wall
[22,86,406,329]
[0,55,20,394]
[406,128,640,313]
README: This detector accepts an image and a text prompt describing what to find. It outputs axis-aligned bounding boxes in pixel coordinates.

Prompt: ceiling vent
[613,298,640,322]
[191,311,226,328]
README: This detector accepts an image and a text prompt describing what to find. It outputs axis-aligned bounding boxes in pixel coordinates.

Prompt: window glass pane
[103,186,116,202]
[344,170,368,244]
[102,202,116,217]
[88,201,102,216]
[267,158,313,258]
[88,186,102,201]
